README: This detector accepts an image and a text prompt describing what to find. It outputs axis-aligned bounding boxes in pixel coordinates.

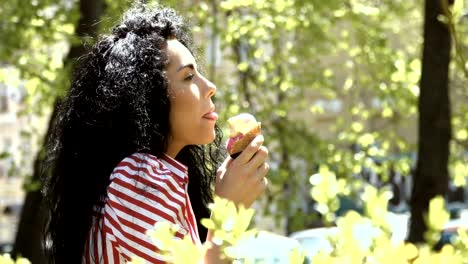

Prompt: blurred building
[0,82,24,249]
[0,79,46,251]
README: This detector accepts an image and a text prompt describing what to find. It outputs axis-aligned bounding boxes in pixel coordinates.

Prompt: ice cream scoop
[226,113,262,158]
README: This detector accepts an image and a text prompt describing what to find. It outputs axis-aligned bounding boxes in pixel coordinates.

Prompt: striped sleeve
[99,155,190,263]
[84,217,126,264]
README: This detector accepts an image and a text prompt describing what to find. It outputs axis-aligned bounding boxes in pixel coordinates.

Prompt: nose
[201,75,216,98]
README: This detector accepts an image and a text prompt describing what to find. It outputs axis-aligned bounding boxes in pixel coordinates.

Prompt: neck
[166,141,184,158]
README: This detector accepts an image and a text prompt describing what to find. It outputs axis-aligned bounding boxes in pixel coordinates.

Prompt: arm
[203,230,230,264]
[203,135,270,263]
[100,155,191,263]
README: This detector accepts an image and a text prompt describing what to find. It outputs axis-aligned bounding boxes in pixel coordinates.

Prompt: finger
[216,157,233,180]
[247,146,269,170]
[262,177,268,188]
[255,162,270,181]
[237,135,264,164]
[257,177,268,194]
[221,156,233,169]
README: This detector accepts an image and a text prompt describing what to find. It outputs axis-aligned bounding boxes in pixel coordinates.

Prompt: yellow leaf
[323,69,333,77]
[358,133,374,147]
[403,243,419,260]
[453,171,466,187]
[382,107,393,118]
[237,62,249,72]
[455,129,467,140]
[426,196,449,231]
[351,122,363,132]
[201,218,215,230]
[31,18,45,26]
[289,247,305,264]
[343,78,353,91]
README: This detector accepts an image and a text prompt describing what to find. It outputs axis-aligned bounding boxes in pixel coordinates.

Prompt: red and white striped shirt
[83,153,201,263]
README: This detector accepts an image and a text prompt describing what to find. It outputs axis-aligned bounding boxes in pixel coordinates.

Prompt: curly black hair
[42,3,224,263]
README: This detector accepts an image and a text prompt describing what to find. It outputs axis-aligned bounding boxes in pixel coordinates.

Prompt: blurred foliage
[309,165,348,223]
[180,0,468,232]
[2,191,468,263]
[0,254,30,264]
[0,0,78,114]
[125,194,468,264]
[424,196,451,246]
[1,0,467,234]
[129,196,306,264]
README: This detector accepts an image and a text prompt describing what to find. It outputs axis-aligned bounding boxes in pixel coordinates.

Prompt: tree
[9,0,107,261]
[1,0,76,261]
[408,0,454,244]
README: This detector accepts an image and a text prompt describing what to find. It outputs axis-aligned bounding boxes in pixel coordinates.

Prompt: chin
[204,135,216,145]
[200,130,216,145]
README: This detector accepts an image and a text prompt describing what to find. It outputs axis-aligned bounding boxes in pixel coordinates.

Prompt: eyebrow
[176,63,195,72]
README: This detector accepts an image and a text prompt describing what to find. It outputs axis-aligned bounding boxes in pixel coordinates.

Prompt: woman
[42,3,269,264]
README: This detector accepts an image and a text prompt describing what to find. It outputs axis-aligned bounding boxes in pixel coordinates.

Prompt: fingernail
[256,135,264,146]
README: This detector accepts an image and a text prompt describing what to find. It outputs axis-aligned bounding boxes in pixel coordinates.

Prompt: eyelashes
[184,73,195,81]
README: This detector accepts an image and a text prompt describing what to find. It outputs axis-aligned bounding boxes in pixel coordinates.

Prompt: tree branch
[440,0,468,79]
[453,138,468,149]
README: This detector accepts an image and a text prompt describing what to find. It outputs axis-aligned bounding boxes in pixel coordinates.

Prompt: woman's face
[164,39,218,157]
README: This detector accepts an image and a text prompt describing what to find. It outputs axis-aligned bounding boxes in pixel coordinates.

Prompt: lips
[203,111,218,121]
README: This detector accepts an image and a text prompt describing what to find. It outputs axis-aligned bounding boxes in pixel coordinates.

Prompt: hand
[215,135,269,208]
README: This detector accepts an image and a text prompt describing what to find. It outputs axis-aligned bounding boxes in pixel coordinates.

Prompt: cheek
[171,91,195,113]
[174,87,200,110]
[169,90,200,128]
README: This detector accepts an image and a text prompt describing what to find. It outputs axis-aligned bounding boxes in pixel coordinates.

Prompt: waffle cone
[228,123,261,157]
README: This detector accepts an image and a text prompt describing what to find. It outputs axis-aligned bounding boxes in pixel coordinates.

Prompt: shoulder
[108,152,186,199]
[103,153,188,232]
[110,153,170,180]
[115,152,166,171]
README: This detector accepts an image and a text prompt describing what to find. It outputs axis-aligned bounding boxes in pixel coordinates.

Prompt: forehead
[165,39,196,67]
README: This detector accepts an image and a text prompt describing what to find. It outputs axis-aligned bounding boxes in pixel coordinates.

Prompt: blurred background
[0,0,467,262]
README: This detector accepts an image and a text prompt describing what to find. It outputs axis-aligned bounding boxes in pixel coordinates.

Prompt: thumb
[216,157,233,180]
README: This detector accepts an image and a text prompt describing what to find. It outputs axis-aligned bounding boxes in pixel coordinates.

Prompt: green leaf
[0,152,11,160]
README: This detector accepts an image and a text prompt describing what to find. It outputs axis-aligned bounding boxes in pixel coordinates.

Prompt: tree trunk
[11,0,105,261]
[408,0,452,243]
[11,101,59,262]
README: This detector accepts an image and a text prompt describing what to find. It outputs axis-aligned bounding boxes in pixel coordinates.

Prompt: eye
[184,73,195,81]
